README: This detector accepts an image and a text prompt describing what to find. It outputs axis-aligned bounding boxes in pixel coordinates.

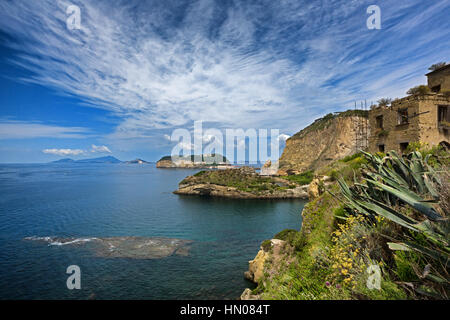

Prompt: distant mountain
[51,156,122,164]
[51,158,76,163]
[76,156,122,163]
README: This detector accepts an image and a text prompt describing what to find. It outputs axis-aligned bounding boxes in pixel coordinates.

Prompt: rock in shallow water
[24,236,192,259]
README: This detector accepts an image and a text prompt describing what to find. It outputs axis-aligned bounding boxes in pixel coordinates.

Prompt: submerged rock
[24,236,192,259]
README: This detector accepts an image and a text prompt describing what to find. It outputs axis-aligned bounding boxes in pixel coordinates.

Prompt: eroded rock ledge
[241,238,295,300]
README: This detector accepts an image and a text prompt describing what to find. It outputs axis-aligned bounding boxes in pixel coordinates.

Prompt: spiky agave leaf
[365,178,443,221]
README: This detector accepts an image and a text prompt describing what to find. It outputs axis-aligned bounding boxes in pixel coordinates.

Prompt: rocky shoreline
[241,238,296,300]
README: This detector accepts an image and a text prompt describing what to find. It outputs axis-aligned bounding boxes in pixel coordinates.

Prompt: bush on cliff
[318,152,368,183]
[282,170,314,185]
[407,85,430,96]
[273,229,299,245]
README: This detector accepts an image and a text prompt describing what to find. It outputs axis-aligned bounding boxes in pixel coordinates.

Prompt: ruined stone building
[369,65,450,153]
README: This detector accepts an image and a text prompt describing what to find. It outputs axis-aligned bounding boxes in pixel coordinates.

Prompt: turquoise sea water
[0,163,304,299]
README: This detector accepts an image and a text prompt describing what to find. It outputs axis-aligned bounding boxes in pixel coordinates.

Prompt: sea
[0,163,304,300]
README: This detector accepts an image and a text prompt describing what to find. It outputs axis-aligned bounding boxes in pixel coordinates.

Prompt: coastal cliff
[278,110,368,175]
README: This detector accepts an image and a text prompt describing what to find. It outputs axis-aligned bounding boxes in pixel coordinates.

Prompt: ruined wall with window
[369,96,421,153]
[368,95,450,153]
[427,64,450,93]
[418,96,450,146]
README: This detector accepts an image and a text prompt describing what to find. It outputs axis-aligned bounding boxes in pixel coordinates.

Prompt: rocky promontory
[174,167,309,199]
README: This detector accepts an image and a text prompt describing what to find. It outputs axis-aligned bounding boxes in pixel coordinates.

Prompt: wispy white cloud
[90,144,111,153]
[0,120,89,139]
[0,0,449,141]
[42,148,85,156]
[42,144,112,156]
[278,134,290,142]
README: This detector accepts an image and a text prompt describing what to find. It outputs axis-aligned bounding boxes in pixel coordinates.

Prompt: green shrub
[428,62,446,71]
[283,170,314,185]
[329,170,339,181]
[274,229,299,244]
[394,251,421,282]
[261,239,272,252]
[406,85,430,96]
[341,152,362,163]
[377,98,392,107]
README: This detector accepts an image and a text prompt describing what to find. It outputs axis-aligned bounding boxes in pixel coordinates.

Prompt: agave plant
[336,150,449,298]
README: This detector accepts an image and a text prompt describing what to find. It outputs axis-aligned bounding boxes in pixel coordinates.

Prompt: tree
[407,85,430,96]
[428,62,446,71]
[377,98,392,107]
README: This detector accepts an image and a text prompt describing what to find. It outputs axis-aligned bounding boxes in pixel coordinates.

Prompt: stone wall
[368,94,450,153]
[418,96,450,145]
[427,65,450,93]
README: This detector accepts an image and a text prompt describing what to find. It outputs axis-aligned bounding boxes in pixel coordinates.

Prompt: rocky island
[174,167,309,199]
[156,154,232,169]
[125,158,150,164]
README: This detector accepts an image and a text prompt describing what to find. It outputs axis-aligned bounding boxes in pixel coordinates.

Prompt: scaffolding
[354,100,369,152]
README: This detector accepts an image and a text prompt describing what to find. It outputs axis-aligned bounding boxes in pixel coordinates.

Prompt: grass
[340,152,363,163]
[394,251,422,282]
[317,152,368,183]
[281,170,314,185]
[261,240,273,252]
[180,169,298,193]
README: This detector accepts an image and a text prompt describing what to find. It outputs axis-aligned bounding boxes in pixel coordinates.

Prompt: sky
[0,0,449,163]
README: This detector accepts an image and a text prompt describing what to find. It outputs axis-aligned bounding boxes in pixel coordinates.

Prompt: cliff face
[278,111,368,174]
[156,159,177,168]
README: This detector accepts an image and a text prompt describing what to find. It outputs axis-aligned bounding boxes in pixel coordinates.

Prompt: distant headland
[156,154,232,169]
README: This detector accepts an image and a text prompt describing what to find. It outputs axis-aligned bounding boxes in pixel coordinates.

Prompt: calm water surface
[0,163,304,299]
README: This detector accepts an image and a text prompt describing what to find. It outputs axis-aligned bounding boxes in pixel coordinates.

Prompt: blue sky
[0,0,449,163]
